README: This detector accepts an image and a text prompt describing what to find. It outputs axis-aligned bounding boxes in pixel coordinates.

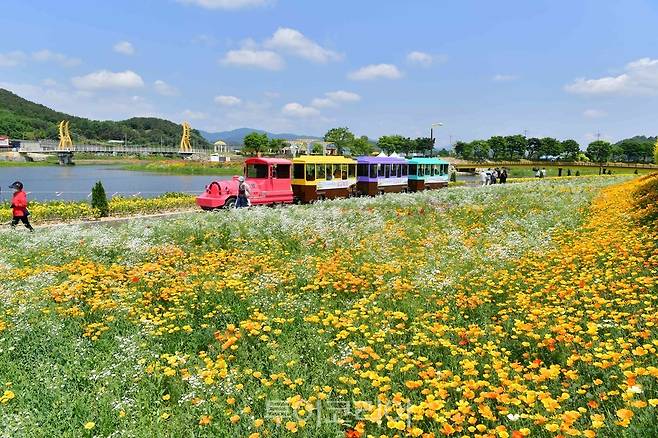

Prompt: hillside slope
[0,88,209,148]
[200,127,321,145]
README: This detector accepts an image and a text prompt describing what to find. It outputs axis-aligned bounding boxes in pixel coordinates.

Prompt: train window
[341,164,348,180]
[333,164,342,180]
[276,164,291,179]
[348,164,356,178]
[306,164,315,181]
[246,164,268,178]
[384,164,391,178]
[390,164,397,178]
[294,163,305,179]
[378,164,385,177]
[369,164,378,178]
[357,164,369,177]
[442,164,448,175]
[317,164,326,180]
[402,164,408,176]
[408,164,417,176]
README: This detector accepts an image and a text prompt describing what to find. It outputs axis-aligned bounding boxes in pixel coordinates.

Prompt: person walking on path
[9,181,34,231]
[499,168,508,183]
[236,176,251,208]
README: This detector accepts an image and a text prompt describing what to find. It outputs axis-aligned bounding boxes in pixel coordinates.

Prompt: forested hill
[0,88,210,147]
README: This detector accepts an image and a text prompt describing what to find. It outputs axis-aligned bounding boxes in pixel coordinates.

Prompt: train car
[356,155,409,196]
[196,157,293,209]
[292,156,357,203]
[406,157,450,191]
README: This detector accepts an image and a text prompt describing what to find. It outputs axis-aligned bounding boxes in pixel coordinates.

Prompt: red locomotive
[196,157,294,209]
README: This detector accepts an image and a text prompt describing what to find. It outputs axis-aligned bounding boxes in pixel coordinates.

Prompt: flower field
[0,193,196,224]
[0,174,656,437]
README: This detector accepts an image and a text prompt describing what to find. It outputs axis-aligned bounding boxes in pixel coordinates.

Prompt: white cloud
[0,51,27,67]
[153,80,178,96]
[407,51,433,66]
[221,49,285,70]
[176,0,270,9]
[493,74,519,82]
[583,109,607,119]
[348,64,402,81]
[72,70,144,90]
[565,58,658,95]
[32,50,81,67]
[310,97,335,108]
[282,102,319,118]
[311,90,361,108]
[325,90,360,102]
[264,27,341,63]
[181,109,208,120]
[214,95,242,106]
[113,41,135,55]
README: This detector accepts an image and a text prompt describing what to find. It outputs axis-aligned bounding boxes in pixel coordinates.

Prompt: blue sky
[1,0,657,147]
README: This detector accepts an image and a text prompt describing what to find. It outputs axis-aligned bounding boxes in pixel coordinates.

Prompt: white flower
[507,413,521,421]
[629,385,643,394]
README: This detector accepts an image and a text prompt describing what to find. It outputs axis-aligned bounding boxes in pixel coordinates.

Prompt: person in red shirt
[9,181,34,232]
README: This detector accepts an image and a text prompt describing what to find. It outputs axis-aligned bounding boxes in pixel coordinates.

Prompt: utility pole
[523,129,528,138]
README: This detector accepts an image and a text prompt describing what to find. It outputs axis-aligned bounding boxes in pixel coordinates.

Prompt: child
[9,181,34,232]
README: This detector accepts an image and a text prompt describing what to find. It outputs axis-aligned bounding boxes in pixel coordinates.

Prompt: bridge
[18,120,207,165]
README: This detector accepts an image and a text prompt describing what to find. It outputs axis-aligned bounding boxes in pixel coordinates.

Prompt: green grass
[122,160,242,175]
[501,164,654,178]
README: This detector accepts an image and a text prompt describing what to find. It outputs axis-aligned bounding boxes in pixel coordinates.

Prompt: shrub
[91,181,109,217]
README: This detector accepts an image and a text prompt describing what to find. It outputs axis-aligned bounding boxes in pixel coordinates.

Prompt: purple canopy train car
[356,154,409,196]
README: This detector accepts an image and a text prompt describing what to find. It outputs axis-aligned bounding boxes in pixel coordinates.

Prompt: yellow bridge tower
[58,120,73,150]
[180,121,192,152]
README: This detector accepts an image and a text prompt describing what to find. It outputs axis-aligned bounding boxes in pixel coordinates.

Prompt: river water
[0,165,231,202]
[0,165,483,202]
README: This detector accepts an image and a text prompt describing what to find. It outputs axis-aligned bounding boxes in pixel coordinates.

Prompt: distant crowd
[480,168,508,185]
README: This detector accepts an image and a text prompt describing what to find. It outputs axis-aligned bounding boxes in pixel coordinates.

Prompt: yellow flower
[199,415,212,426]
[84,422,95,430]
[230,414,240,424]
[285,421,298,432]
[160,412,171,420]
[0,390,15,404]
[162,394,171,401]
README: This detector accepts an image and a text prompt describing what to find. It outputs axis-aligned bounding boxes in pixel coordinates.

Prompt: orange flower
[345,428,361,438]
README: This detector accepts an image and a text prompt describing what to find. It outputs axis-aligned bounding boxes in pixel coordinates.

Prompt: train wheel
[224,197,237,209]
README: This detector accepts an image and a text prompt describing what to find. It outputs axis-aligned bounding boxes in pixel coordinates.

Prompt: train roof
[356,155,408,164]
[245,157,292,165]
[292,155,357,164]
[406,157,450,164]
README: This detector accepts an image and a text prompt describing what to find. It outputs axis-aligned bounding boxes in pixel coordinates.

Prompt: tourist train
[195,154,450,209]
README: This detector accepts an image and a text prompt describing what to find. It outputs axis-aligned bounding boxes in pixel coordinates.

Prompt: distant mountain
[200,128,322,146]
[0,88,210,147]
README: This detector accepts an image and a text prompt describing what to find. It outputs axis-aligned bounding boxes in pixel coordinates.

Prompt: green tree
[504,135,527,159]
[561,139,581,161]
[437,148,451,157]
[350,135,374,156]
[471,140,490,161]
[654,139,658,164]
[311,143,324,155]
[91,181,109,218]
[378,135,407,155]
[453,141,474,160]
[324,127,354,155]
[526,137,542,160]
[268,138,287,154]
[488,136,507,160]
[540,137,563,158]
[586,140,612,163]
[242,132,269,155]
[414,137,435,156]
